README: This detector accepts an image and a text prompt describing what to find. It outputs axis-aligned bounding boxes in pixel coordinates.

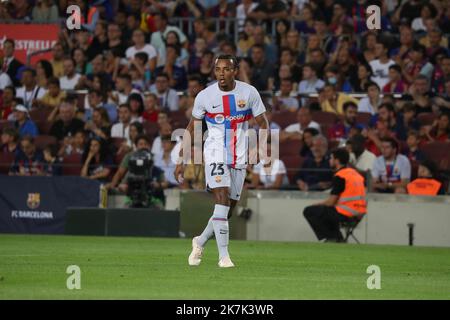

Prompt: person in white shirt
[347,133,376,172]
[281,106,321,142]
[357,81,382,115]
[371,137,411,193]
[251,158,289,189]
[150,12,187,67]
[151,122,173,158]
[236,0,258,31]
[0,71,12,90]
[59,57,81,90]
[111,104,132,141]
[298,63,325,106]
[272,78,299,112]
[369,41,395,90]
[112,74,141,105]
[125,28,157,72]
[149,73,180,111]
[154,136,179,187]
[15,68,46,110]
[175,55,269,268]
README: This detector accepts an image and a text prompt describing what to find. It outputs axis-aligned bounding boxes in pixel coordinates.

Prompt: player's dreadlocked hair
[214,54,239,69]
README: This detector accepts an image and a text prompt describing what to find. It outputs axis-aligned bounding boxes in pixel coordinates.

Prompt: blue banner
[0,176,101,234]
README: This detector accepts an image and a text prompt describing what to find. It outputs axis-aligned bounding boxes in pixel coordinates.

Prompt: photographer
[105,135,167,208]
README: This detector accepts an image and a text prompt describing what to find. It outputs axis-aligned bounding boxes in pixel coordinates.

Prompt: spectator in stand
[370,102,407,141]
[298,63,325,106]
[422,112,450,143]
[295,134,333,191]
[319,83,359,115]
[358,81,382,115]
[42,144,62,176]
[16,68,46,110]
[271,78,299,112]
[0,86,15,120]
[34,77,66,109]
[111,104,132,141]
[179,75,205,112]
[402,42,434,84]
[407,75,435,113]
[154,135,178,188]
[58,129,86,157]
[125,28,157,73]
[403,159,446,195]
[151,12,187,68]
[116,121,144,155]
[384,64,408,94]
[83,88,117,124]
[189,37,207,74]
[247,0,288,31]
[150,73,180,112]
[80,137,112,182]
[352,63,372,93]
[281,106,321,142]
[50,42,65,78]
[106,23,127,58]
[391,24,415,66]
[85,107,111,141]
[152,122,173,158]
[111,74,141,106]
[420,26,448,52]
[370,40,395,90]
[371,137,411,193]
[1,127,20,155]
[411,3,438,32]
[249,142,289,190]
[432,55,450,94]
[49,101,85,141]
[402,103,420,132]
[279,47,302,85]
[142,93,160,123]
[165,31,190,70]
[433,77,450,112]
[347,133,376,172]
[1,38,23,87]
[328,102,365,141]
[236,0,258,32]
[300,127,319,158]
[13,105,38,138]
[405,130,426,163]
[59,57,81,90]
[153,44,187,91]
[249,44,275,92]
[9,135,44,176]
[127,93,144,123]
[35,59,53,90]
[358,32,378,65]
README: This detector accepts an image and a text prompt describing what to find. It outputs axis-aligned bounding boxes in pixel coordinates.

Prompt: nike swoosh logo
[212,105,220,108]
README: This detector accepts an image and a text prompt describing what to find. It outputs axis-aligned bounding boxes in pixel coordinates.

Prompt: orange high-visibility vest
[335,168,367,218]
[407,178,441,196]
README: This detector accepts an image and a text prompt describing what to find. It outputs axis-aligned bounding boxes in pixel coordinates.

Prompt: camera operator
[105,135,167,207]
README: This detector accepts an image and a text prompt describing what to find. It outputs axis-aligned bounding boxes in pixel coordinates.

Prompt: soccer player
[175,55,269,268]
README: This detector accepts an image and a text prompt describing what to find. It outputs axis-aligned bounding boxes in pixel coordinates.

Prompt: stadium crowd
[1,0,450,197]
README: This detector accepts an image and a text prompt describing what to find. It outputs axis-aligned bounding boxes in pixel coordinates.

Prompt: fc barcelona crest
[27,193,41,209]
[238,100,246,108]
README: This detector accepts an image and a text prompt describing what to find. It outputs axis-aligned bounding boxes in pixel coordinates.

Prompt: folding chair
[340,217,362,244]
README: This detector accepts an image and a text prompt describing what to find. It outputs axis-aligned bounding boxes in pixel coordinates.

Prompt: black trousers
[303,205,351,241]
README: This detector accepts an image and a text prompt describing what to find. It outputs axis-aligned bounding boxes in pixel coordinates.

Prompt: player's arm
[174,117,201,183]
[254,113,270,166]
[315,195,339,207]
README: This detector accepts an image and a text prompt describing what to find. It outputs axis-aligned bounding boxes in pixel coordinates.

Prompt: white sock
[197,217,214,247]
[211,204,230,260]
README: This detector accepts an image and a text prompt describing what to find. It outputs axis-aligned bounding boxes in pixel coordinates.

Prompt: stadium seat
[142,121,159,139]
[169,110,189,129]
[421,141,450,171]
[417,113,436,127]
[62,154,82,176]
[281,154,303,185]
[356,112,372,126]
[311,111,338,126]
[34,135,58,150]
[272,110,297,129]
[279,139,302,157]
[0,152,14,175]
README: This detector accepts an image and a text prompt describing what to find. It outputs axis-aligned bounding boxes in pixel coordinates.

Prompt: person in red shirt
[422,113,450,143]
[142,93,159,123]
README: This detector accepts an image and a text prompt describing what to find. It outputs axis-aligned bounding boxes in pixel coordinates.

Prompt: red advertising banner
[0,24,60,66]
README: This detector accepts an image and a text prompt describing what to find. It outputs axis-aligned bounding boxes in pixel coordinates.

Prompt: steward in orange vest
[407,160,443,196]
[303,148,366,242]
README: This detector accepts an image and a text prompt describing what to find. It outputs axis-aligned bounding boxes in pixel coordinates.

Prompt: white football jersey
[192,80,266,169]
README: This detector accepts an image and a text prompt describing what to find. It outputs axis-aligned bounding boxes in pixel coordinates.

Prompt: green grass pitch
[0,234,449,299]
